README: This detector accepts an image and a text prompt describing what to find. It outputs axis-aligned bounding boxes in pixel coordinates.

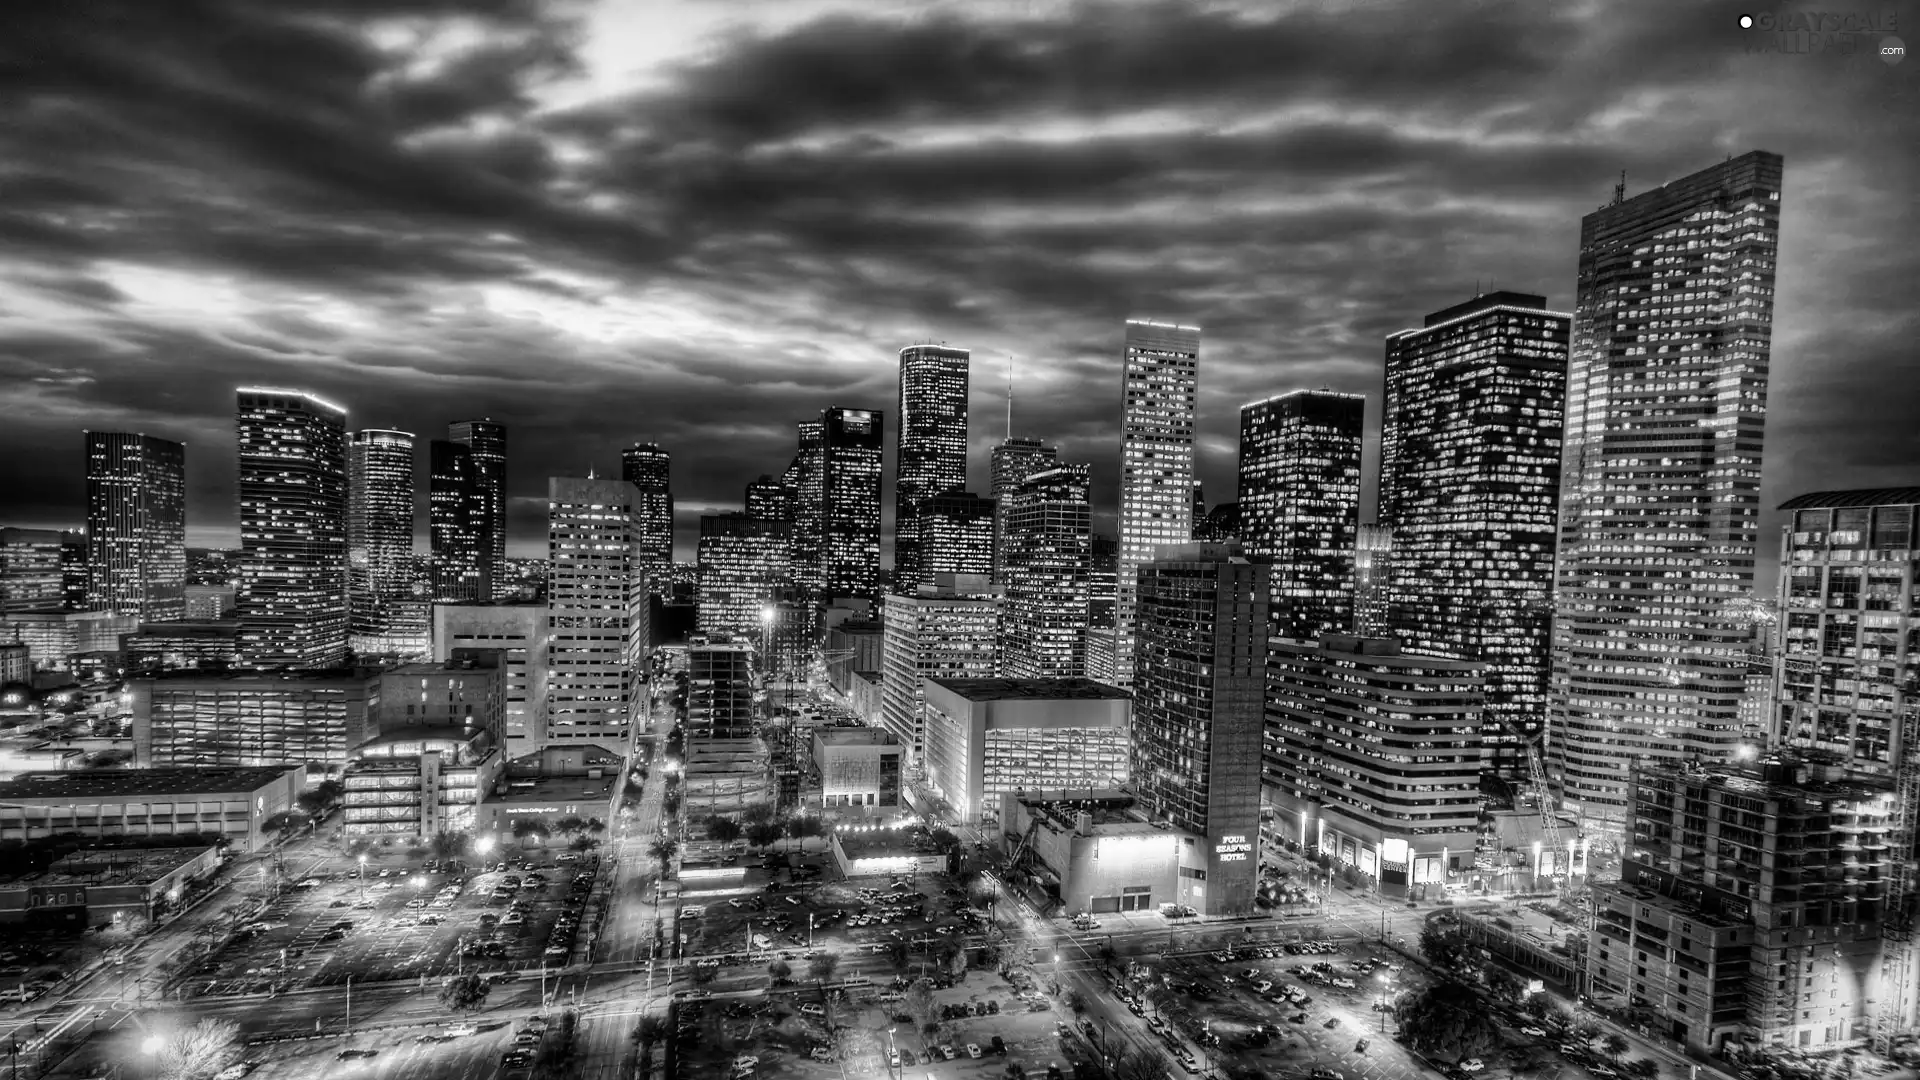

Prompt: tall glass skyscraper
[784,419,826,595]
[1381,292,1569,778]
[989,437,1057,587]
[429,439,485,602]
[83,431,186,622]
[695,512,790,637]
[918,491,994,582]
[236,387,349,668]
[819,407,884,600]
[447,418,506,599]
[1114,319,1200,688]
[1236,389,1364,645]
[347,429,418,655]
[998,463,1091,679]
[622,441,674,595]
[894,345,970,592]
[1550,151,1784,832]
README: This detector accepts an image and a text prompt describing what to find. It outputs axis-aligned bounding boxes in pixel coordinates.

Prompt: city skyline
[2,0,1913,596]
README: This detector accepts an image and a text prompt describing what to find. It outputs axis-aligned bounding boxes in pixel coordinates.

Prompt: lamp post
[1377,972,1395,1034]
[356,854,367,903]
[1532,842,1543,894]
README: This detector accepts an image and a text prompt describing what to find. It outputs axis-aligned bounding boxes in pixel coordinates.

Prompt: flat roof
[815,728,899,747]
[134,667,379,684]
[1778,487,1920,511]
[0,766,300,800]
[2,846,212,889]
[926,678,1131,702]
[492,776,615,804]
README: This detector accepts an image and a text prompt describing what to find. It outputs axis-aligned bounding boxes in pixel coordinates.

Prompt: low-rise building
[0,644,29,687]
[0,611,140,671]
[341,731,503,839]
[472,744,624,846]
[182,585,235,619]
[119,620,241,672]
[812,727,904,816]
[920,677,1131,827]
[130,668,383,773]
[997,790,1196,915]
[0,766,307,852]
[0,846,222,929]
[431,602,548,755]
[829,827,948,879]
[848,670,884,727]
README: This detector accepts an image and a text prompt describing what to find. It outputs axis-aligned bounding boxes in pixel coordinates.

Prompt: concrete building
[999,464,1092,679]
[917,492,995,586]
[183,586,235,620]
[130,668,381,773]
[84,432,188,622]
[1130,544,1268,915]
[1590,757,1897,1053]
[696,513,790,638]
[0,846,223,929]
[998,790,1197,916]
[920,677,1131,828]
[1,611,141,671]
[1114,319,1201,688]
[236,387,349,669]
[1264,634,1487,896]
[0,644,28,687]
[829,829,947,879]
[879,576,999,757]
[826,619,885,693]
[432,602,548,755]
[849,670,884,727]
[812,727,904,815]
[989,438,1058,588]
[687,637,755,740]
[474,746,623,843]
[0,529,68,615]
[120,621,241,672]
[0,765,307,853]
[342,728,503,839]
[1550,152,1785,833]
[545,476,647,746]
[347,428,420,656]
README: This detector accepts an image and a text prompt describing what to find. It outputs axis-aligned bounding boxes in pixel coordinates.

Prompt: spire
[1006,353,1014,441]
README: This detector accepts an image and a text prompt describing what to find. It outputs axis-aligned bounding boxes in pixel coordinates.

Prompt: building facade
[917,492,995,585]
[84,432,187,622]
[825,619,884,695]
[894,345,971,593]
[1114,319,1201,687]
[1550,152,1785,832]
[879,580,999,756]
[545,477,645,746]
[130,668,381,772]
[347,429,422,656]
[0,766,306,853]
[998,464,1092,679]
[695,513,791,638]
[989,438,1058,588]
[120,621,241,673]
[429,439,487,602]
[432,602,549,755]
[1237,389,1365,645]
[236,387,350,668]
[921,678,1132,827]
[1352,524,1392,636]
[1381,292,1568,777]
[1129,545,1268,915]
[998,791,1200,916]
[812,727,904,814]
[819,407,885,601]
[687,638,755,740]
[621,442,674,597]
[446,419,507,601]
[0,529,68,615]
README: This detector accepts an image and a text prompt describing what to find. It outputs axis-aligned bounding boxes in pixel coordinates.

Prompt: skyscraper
[745,475,792,522]
[1381,291,1569,777]
[1351,524,1392,637]
[989,437,1057,587]
[447,419,506,600]
[1550,151,1784,831]
[429,439,485,602]
[0,529,67,615]
[894,345,971,592]
[784,419,826,595]
[347,429,418,655]
[695,512,791,638]
[880,579,998,758]
[998,463,1091,679]
[1236,390,1364,645]
[1114,319,1201,687]
[83,432,186,621]
[917,491,994,585]
[545,476,645,746]
[1129,544,1268,915]
[235,387,349,668]
[622,442,674,596]
[818,407,884,600]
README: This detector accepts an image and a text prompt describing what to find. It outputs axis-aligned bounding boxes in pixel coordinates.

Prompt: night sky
[2,0,1915,588]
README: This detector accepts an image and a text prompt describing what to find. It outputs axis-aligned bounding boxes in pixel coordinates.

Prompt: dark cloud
[0,0,1913,586]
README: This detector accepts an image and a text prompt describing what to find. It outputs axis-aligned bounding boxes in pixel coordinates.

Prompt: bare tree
[156,1018,241,1080]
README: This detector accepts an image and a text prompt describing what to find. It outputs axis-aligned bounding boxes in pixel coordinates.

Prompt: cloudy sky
[2,0,1916,587]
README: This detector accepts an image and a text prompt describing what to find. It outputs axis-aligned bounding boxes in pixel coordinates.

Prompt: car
[808,1048,835,1063]
[799,1003,826,1016]
[940,1045,957,1060]
[678,989,712,999]
[1324,1018,1339,1028]
[1459,1061,1484,1073]
[1309,1071,1344,1080]
[513,1032,541,1046]
[213,1064,257,1080]
[445,1024,478,1037]
[405,899,426,909]
[1127,1000,1145,1016]
[336,1049,379,1060]
[415,1033,450,1045]
[502,1050,535,1067]
[1289,1013,1308,1024]
[967,1044,983,1059]
[1255,980,1275,994]
[503,912,524,925]
[1522,1026,1548,1037]
[888,1051,901,1068]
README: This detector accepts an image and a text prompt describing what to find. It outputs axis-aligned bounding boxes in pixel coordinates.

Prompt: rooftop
[834,827,937,861]
[493,775,615,804]
[926,678,1130,702]
[133,667,380,685]
[1,845,212,889]
[0,766,300,799]
[815,727,899,748]
[1778,487,1920,511]
[385,655,503,675]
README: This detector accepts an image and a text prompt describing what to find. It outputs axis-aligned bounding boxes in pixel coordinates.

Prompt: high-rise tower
[622,442,674,596]
[1236,390,1364,645]
[347,429,417,654]
[895,345,970,592]
[546,476,645,746]
[1114,319,1201,688]
[447,419,506,599]
[818,407,884,600]
[998,463,1092,679]
[429,439,485,602]
[1549,151,1784,831]
[83,432,186,621]
[236,387,349,668]
[989,437,1058,587]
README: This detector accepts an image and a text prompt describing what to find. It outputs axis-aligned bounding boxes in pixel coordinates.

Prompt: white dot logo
[1882,35,1906,65]
[1738,13,1754,28]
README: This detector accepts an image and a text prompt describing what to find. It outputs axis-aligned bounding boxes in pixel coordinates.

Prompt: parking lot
[186,853,604,995]
[225,1009,572,1080]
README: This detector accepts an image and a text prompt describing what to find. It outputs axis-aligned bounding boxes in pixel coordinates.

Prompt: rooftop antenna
[1006,353,1014,440]
[1611,170,1626,207]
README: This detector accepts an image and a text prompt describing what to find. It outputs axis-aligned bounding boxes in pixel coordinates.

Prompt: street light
[1377,972,1395,1033]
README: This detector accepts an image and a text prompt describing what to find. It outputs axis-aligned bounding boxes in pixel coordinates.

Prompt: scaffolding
[1871,706,1919,1053]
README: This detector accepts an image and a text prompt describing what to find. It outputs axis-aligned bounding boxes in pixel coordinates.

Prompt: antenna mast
[1006,353,1014,440]
[1611,170,1627,207]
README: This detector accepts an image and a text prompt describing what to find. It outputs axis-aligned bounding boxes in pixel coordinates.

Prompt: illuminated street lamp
[1532,842,1543,893]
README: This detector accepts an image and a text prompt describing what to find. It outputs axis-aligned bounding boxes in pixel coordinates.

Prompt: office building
[826,619,885,695]
[120,621,241,673]
[59,532,87,609]
[1381,292,1568,776]
[429,439,487,602]
[1352,524,1392,636]
[446,419,506,600]
[895,345,971,592]
[235,387,349,668]
[1194,502,1240,544]
[130,668,381,772]
[182,586,234,620]
[1087,533,1118,628]
[83,432,187,622]
[687,637,755,740]
[917,491,994,585]
[812,727,904,815]
[990,437,1058,587]
[347,429,422,656]
[745,475,792,522]
[1590,757,1895,1054]
[819,407,885,601]
[0,766,307,854]
[998,464,1092,679]
[545,477,645,746]
[1129,544,1268,915]
[783,419,826,595]
[921,677,1132,826]
[342,656,507,838]
[0,611,138,671]
[432,602,549,755]
[880,577,999,756]
[1237,389,1365,645]
[1114,319,1201,687]
[1550,151,1785,831]
[622,442,674,596]
[0,529,68,615]
[695,513,791,639]
[1264,634,1487,894]
[998,790,1202,915]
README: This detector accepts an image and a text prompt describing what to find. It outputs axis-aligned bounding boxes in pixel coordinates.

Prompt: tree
[1096,940,1119,969]
[767,958,792,983]
[1485,966,1524,1004]
[742,802,777,825]
[1396,984,1500,1063]
[928,828,961,853]
[807,951,841,988]
[690,963,718,986]
[706,817,744,845]
[1110,1044,1171,1080]
[1625,1060,1660,1080]
[631,1015,667,1053]
[438,972,491,1012]
[554,815,588,841]
[648,836,680,867]
[1520,993,1551,1019]
[746,821,785,850]
[155,1018,241,1080]
[1419,918,1478,978]
[295,789,330,818]
[429,830,469,863]
[584,818,606,840]
[343,837,375,861]
[663,791,683,817]
[906,978,938,1039]
[1603,1033,1630,1062]
[510,819,550,847]
[260,811,307,840]
[886,938,910,971]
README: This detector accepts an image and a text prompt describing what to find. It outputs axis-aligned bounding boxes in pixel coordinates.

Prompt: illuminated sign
[1214,834,1251,862]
